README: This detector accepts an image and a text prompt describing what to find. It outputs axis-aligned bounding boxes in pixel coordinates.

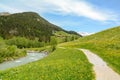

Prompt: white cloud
[0,0,118,22]
[44,0,108,21]
[0,4,23,13]
[21,0,118,21]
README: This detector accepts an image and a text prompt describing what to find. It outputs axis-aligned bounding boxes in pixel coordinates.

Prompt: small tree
[50,36,57,51]
[64,36,68,42]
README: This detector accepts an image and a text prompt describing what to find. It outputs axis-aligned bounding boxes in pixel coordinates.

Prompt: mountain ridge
[0,12,81,42]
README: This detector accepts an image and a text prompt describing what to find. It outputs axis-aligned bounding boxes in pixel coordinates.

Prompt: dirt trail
[80,49,120,80]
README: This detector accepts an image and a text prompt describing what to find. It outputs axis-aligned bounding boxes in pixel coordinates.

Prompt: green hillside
[61,26,120,74]
[0,12,81,42]
[54,31,80,43]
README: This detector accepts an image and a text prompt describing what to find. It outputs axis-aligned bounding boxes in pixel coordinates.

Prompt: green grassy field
[60,26,120,74]
[0,48,94,80]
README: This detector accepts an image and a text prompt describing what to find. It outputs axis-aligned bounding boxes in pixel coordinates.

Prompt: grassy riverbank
[0,48,94,80]
[0,38,26,63]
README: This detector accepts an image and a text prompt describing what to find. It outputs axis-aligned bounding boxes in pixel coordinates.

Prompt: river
[0,52,46,71]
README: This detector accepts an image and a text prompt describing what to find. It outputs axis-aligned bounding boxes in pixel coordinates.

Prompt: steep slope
[0,12,81,42]
[61,26,120,74]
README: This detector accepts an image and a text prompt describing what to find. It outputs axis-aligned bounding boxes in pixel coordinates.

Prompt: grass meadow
[0,48,94,80]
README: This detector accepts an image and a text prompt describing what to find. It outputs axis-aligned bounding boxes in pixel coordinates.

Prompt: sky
[0,0,120,34]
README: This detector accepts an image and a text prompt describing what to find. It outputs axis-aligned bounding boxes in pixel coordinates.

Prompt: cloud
[20,0,118,22]
[0,4,23,13]
[44,0,108,21]
[0,0,118,22]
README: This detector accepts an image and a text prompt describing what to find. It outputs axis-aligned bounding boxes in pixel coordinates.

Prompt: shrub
[50,36,57,51]
[6,37,44,48]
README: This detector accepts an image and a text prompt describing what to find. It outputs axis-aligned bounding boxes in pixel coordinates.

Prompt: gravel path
[80,49,120,80]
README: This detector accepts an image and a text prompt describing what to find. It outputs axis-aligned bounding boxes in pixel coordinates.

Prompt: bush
[0,45,26,63]
[50,36,57,51]
[6,37,44,48]
[0,37,27,63]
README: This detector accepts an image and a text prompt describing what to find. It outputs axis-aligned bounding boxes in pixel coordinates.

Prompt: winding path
[80,49,120,80]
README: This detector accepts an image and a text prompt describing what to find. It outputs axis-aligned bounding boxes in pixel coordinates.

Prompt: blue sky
[0,0,120,33]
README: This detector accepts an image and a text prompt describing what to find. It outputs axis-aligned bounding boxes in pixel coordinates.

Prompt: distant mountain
[0,12,10,16]
[79,32,94,36]
[0,12,81,42]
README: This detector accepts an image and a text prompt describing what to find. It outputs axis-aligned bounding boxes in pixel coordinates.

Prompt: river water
[0,52,46,71]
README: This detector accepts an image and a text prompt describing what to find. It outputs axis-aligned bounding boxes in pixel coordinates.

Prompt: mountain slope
[0,12,81,42]
[61,26,120,74]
